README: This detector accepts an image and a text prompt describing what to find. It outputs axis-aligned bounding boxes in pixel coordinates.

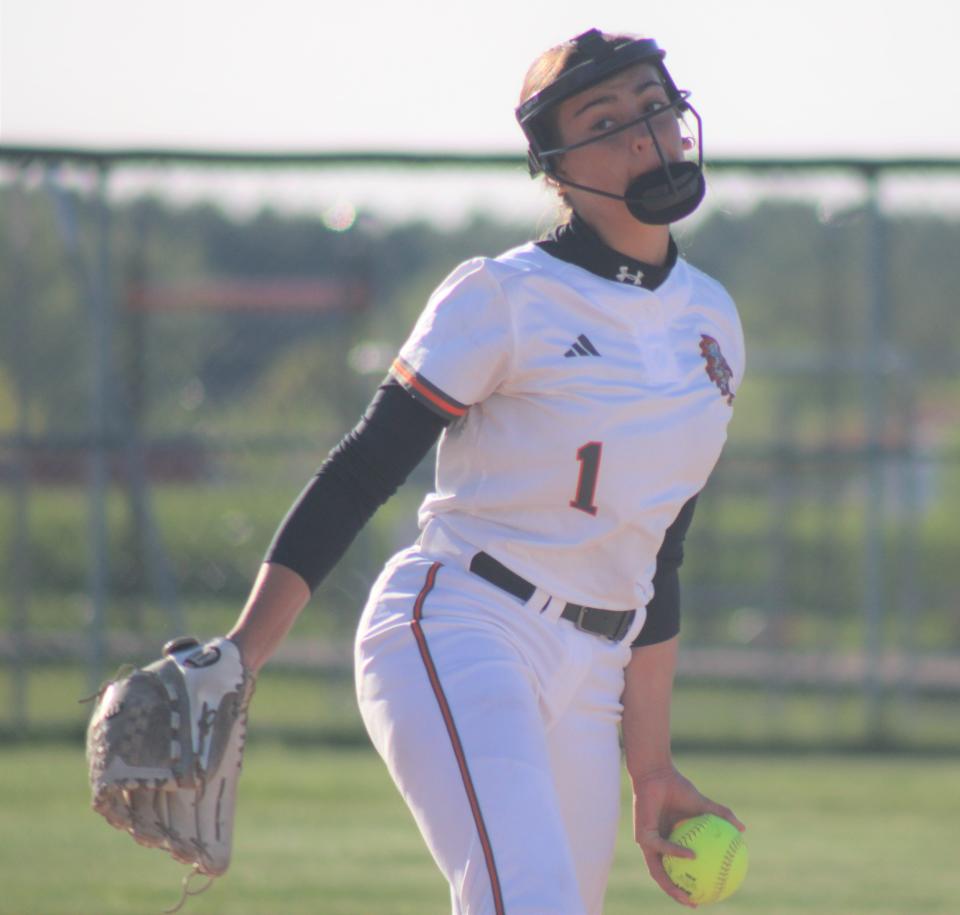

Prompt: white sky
[4,0,959,156]
[3,0,959,222]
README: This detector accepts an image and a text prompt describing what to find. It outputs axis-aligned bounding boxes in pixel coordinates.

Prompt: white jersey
[390,241,744,610]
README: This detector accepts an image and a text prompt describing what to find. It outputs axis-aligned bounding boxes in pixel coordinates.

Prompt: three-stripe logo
[564,334,601,358]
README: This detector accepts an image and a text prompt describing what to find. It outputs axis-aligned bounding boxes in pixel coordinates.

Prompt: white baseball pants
[355,544,645,915]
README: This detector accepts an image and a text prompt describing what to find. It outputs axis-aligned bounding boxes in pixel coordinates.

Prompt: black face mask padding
[623,162,706,225]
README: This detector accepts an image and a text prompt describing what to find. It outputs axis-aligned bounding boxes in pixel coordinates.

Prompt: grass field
[0,742,956,915]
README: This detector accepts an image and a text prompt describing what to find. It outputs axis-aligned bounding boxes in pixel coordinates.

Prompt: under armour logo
[565,334,601,358]
[615,265,644,285]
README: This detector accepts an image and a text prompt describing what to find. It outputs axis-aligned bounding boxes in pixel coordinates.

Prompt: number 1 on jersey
[570,441,602,516]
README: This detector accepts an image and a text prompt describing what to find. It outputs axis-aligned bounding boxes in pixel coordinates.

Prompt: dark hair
[518,31,640,153]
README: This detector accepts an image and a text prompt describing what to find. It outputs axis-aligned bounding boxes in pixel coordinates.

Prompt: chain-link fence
[1,148,958,750]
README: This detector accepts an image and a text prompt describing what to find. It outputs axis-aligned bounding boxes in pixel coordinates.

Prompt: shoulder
[675,257,744,341]
[677,258,738,315]
[489,242,556,277]
[430,243,564,305]
[481,242,565,282]
[675,258,746,380]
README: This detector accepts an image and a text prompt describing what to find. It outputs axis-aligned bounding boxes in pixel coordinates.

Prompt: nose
[626,116,656,158]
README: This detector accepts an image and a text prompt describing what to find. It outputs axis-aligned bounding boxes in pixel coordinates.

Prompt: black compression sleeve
[265,378,449,592]
[630,494,699,648]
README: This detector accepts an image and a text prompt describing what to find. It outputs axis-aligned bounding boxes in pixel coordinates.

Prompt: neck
[577,210,671,266]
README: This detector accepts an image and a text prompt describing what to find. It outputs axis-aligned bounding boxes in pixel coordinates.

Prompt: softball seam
[673,817,709,849]
[714,833,744,898]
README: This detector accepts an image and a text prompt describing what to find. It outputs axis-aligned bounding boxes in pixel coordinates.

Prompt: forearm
[227,562,311,674]
[621,635,679,780]
[624,634,745,903]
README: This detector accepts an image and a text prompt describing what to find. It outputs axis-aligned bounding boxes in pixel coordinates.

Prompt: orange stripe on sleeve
[390,358,468,418]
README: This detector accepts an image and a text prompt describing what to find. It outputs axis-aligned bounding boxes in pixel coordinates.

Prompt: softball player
[229,28,746,913]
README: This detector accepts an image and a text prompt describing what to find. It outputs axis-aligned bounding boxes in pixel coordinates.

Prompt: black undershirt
[267,221,696,647]
[537,213,679,290]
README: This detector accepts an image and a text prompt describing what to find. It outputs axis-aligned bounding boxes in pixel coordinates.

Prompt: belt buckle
[572,605,590,633]
[580,606,634,642]
[612,610,634,642]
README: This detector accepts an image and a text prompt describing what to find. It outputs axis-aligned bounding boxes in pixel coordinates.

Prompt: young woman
[228,28,746,914]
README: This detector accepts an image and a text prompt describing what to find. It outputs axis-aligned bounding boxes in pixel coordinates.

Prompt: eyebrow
[572,79,665,118]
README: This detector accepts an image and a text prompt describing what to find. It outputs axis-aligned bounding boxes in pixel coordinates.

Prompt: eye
[591,116,617,132]
[646,98,669,113]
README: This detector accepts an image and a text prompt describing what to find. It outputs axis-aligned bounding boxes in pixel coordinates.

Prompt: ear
[544,168,567,191]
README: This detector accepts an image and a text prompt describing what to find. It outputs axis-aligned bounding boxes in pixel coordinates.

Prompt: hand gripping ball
[663,814,748,905]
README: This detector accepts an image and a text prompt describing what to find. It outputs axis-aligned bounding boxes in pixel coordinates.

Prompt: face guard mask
[516,29,705,225]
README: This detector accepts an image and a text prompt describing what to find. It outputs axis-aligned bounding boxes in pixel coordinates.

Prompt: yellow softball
[662,814,748,905]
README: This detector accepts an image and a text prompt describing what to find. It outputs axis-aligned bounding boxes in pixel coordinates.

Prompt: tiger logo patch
[699,334,735,405]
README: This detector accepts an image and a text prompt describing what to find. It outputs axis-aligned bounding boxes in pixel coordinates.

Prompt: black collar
[536,214,678,290]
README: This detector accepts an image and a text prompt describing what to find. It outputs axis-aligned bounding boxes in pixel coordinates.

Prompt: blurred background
[2,0,959,753]
[3,3,960,913]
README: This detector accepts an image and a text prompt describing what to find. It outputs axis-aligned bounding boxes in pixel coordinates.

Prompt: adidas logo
[564,334,601,358]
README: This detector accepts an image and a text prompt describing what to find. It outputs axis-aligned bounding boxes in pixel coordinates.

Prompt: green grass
[0,744,956,914]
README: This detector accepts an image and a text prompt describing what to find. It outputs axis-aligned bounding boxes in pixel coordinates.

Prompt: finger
[663,840,697,860]
[704,801,746,832]
[636,829,696,860]
[642,848,698,908]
